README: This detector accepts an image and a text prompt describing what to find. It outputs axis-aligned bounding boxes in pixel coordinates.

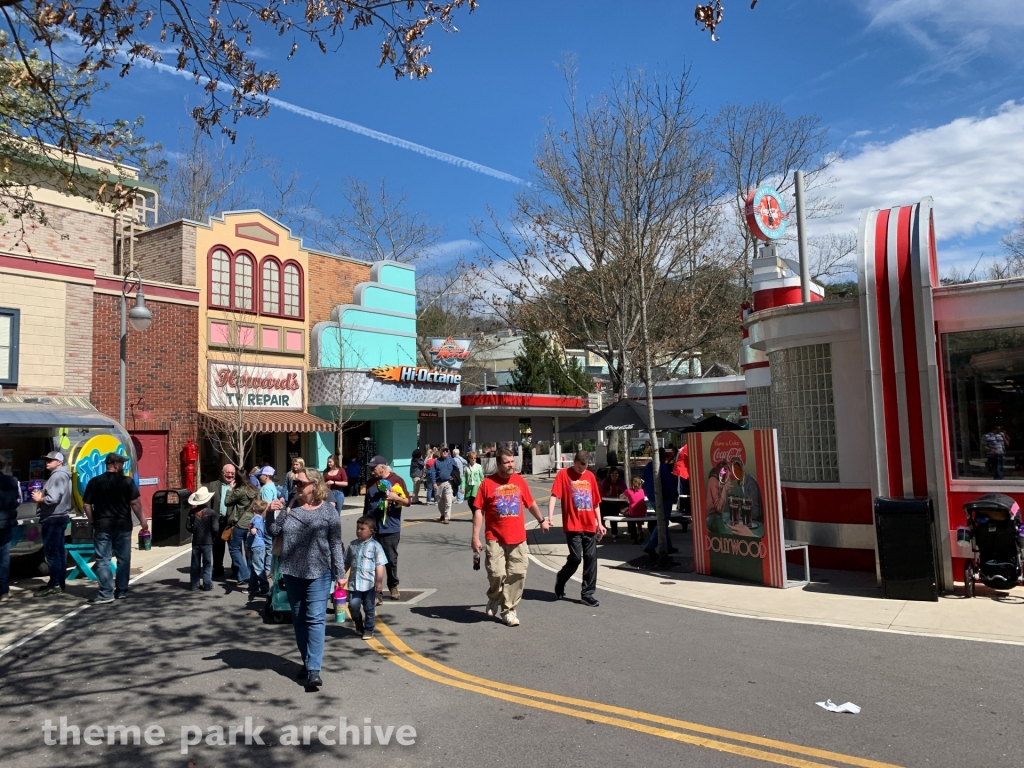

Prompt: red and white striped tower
[741,244,825,405]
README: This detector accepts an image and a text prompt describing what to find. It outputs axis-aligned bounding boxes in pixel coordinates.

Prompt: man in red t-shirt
[472,447,548,627]
[547,450,605,606]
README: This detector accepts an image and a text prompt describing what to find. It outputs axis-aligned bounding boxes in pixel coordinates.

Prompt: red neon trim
[460,393,586,409]
[897,206,927,497]
[874,209,903,496]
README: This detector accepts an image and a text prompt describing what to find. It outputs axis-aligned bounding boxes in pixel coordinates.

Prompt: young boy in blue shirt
[247,499,270,595]
[341,515,387,640]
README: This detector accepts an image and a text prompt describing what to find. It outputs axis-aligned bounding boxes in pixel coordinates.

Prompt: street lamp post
[120,270,153,425]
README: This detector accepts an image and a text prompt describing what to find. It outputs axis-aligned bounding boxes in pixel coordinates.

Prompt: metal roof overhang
[0,403,117,428]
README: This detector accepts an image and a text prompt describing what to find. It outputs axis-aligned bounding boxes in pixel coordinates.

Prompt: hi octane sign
[370,366,462,386]
[208,362,304,410]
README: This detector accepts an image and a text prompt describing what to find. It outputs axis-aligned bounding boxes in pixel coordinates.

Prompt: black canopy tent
[561,398,693,434]
[685,415,745,433]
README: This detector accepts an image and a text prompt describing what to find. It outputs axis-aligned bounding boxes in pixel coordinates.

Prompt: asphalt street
[1,478,1022,768]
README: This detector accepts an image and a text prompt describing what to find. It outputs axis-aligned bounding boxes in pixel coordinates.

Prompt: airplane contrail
[143,60,525,184]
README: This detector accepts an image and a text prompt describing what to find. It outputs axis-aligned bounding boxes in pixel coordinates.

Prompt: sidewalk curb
[525,527,1024,648]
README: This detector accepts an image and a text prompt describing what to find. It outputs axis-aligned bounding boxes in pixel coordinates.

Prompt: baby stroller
[263,554,292,623]
[962,493,1023,597]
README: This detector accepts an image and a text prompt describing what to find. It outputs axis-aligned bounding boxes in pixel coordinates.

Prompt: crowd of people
[0,439,688,692]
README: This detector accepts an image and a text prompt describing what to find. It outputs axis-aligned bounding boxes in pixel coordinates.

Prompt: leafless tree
[476,64,739,564]
[1,2,476,232]
[711,101,837,291]
[200,312,263,470]
[809,230,857,282]
[993,217,1024,279]
[316,177,442,262]
[160,124,265,222]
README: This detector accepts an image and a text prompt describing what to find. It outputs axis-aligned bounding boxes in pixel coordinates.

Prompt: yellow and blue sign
[69,434,133,510]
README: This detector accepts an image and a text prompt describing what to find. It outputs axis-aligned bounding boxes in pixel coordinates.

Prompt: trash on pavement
[816,699,861,714]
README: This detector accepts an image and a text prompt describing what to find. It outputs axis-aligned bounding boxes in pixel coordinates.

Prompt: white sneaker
[485,600,500,618]
[501,610,520,627]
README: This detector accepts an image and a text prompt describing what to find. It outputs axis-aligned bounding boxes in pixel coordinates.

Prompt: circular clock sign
[744,185,789,241]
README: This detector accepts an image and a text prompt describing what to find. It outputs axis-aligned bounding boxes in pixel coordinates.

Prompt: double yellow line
[368,621,902,768]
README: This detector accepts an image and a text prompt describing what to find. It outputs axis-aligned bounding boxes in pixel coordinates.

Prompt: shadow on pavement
[410,604,489,624]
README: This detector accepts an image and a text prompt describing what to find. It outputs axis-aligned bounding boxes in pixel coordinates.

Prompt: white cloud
[811,101,1024,242]
[863,0,1024,80]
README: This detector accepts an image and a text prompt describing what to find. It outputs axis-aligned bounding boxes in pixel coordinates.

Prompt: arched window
[210,249,231,307]
[234,254,254,311]
[261,259,280,315]
[283,263,302,318]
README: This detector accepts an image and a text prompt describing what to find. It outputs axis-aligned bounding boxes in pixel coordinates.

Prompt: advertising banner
[687,429,786,588]
[208,362,304,411]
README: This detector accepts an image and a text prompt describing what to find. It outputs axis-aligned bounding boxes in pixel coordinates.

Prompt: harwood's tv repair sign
[208,362,304,410]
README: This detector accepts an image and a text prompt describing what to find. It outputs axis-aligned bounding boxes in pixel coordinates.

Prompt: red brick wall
[91,293,199,488]
[307,254,371,329]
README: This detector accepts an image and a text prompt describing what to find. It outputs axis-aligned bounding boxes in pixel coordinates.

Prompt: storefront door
[131,432,168,520]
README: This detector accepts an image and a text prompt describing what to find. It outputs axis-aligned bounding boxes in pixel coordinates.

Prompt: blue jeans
[41,517,68,589]
[94,529,131,599]
[228,526,250,581]
[248,547,269,593]
[284,572,332,673]
[644,504,675,553]
[329,491,345,512]
[0,526,12,595]
[348,588,377,633]
[190,544,213,590]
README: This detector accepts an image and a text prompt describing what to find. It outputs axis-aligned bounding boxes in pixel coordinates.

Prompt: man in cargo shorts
[471,447,549,627]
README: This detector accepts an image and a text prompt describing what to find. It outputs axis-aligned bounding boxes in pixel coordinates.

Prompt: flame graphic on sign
[370,366,403,382]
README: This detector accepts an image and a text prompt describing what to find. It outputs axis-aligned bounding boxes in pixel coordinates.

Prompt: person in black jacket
[410,449,425,504]
[204,464,239,578]
[186,487,220,591]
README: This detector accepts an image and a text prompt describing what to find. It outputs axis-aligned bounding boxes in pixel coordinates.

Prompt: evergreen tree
[509,330,593,395]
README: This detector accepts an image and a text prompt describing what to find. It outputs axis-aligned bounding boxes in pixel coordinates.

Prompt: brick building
[1,154,200,516]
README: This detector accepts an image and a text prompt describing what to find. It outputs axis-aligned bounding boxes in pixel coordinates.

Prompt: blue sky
[93,0,1024,276]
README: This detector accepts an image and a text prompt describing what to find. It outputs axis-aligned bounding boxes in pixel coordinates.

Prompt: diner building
[743,197,1024,587]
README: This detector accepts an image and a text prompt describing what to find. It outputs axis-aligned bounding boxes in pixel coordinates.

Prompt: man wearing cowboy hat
[185,486,219,591]
[82,452,146,604]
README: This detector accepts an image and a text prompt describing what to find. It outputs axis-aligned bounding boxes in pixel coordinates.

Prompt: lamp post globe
[128,292,153,332]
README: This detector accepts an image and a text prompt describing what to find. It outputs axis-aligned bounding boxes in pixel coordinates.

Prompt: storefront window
[234,254,254,310]
[942,326,1024,481]
[283,263,301,317]
[768,343,839,482]
[0,308,19,385]
[261,259,280,315]
[210,249,231,307]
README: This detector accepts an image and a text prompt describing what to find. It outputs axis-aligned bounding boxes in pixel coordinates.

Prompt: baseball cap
[41,451,65,463]
[366,455,389,467]
[258,465,276,477]
[104,452,127,465]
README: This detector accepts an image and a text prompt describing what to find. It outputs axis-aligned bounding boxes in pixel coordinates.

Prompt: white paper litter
[816,699,861,714]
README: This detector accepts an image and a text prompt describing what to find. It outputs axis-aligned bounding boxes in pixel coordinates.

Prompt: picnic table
[600,496,691,541]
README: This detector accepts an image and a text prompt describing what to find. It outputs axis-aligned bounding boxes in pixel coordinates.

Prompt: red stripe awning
[200,411,337,434]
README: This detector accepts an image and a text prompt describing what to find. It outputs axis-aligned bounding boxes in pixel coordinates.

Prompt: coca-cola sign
[208,362,304,411]
[709,431,746,467]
